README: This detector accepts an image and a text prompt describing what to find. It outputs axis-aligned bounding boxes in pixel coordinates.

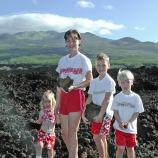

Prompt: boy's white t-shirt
[112,91,144,134]
[88,73,116,119]
[56,52,92,86]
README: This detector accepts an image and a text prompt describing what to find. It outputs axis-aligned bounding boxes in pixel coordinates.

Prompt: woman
[56,29,93,158]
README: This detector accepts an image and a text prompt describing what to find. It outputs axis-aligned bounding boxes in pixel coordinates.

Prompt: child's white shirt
[88,73,116,119]
[112,91,144,134]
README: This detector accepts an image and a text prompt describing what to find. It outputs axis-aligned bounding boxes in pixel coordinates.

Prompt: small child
[111,69,144,158]
[31,90,56,158]
[82,53,116,158]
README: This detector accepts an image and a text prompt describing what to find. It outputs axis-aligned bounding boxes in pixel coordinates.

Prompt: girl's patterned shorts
[37,129,56,150]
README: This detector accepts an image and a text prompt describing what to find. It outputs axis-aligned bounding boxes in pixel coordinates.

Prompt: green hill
[0,31,158,66]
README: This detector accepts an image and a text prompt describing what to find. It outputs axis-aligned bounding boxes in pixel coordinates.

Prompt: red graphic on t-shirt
[60,68,82,74]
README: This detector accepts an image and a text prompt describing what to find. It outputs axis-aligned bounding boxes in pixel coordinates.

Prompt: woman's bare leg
[68,112,81,158]
[60,114,69,151]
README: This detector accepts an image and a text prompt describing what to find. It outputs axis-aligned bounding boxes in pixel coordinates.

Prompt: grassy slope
[0,31,158,66]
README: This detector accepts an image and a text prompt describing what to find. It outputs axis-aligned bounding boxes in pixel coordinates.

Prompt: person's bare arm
[114,110,138,129]
[85,94,92,105]
[30,111,42,124]
[69,71,93,91]
[113,110,125,128]
[55,86,61,115]
[82,94,92,124]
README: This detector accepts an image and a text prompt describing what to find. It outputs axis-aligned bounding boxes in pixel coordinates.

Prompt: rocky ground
[0,65,158,158]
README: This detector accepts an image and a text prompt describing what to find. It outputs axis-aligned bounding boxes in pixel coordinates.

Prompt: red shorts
[91,117,111,135]
[59,89,85,115]
[115,130,137,147]
[91,122,102,135]
[37,129,56,150]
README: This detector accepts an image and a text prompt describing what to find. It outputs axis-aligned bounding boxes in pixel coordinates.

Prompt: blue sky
[0,0,157,42]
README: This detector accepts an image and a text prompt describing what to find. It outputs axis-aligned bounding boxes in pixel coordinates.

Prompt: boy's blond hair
[96,53,110,67]
[117,69,134,82]
[40,90,56,110]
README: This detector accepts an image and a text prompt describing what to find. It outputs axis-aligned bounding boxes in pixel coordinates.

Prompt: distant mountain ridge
[0,31,158,65]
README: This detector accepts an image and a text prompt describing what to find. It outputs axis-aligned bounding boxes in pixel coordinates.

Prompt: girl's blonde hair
[40,90,56,110]
[117,69,134,82]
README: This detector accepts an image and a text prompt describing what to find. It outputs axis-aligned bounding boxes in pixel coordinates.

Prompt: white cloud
[103,5,114,10]
[77,0,95,8]
[134,26,145,31]
[0,13,124,37]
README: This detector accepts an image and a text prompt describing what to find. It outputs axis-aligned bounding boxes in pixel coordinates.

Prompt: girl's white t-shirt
[88,73,116,119]
[56,52,92,86]
[112,91,144,134]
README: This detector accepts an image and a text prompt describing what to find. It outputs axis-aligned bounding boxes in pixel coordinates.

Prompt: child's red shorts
[115,129,137,147]
[37,129,56,150]
[59,89,85,115]
[91,117,111,135]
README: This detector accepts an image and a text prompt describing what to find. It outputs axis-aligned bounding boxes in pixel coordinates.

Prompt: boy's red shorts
[115,129,137,147]
[91,117,111,136]
[59,89,85,115]
[91,122,102,135]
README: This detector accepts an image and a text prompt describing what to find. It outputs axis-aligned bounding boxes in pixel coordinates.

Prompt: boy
[112,69,144,158]
[82,53,116,158]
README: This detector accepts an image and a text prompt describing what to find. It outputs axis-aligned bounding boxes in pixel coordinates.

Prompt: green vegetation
[2,54,156,67]
[0,31,158,66]
[3,55,60,65]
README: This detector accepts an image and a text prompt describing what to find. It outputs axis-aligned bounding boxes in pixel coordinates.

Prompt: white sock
[36,156,42,158]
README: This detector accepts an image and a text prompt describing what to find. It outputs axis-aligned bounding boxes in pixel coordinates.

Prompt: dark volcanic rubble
[0,65,158,158]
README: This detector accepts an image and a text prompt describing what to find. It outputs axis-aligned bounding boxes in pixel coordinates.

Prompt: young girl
[32,90,56,158]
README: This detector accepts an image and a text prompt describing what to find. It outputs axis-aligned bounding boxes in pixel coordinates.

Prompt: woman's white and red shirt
[56,52,92,86]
